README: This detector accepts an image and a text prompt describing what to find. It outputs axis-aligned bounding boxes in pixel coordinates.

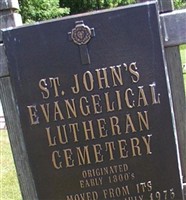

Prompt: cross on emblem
[68,21,95,65]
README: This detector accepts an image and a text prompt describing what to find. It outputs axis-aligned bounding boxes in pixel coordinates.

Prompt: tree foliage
[174,0,186,9]
[60,0,136,14]
[18,0,70,23]
[18,0,186,23]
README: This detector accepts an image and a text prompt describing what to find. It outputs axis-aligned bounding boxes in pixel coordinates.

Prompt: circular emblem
[71,24,91,45]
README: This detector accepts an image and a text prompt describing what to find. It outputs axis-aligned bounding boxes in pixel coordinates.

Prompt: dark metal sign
[3,2,184,200]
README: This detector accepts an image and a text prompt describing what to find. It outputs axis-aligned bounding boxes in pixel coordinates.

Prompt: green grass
[184,73,186,92]
[180,44,186,64]
[180,44,186,94]
[0,130,22,200]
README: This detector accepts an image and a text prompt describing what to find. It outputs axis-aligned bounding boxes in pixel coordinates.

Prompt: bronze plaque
[3,2,184,200]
